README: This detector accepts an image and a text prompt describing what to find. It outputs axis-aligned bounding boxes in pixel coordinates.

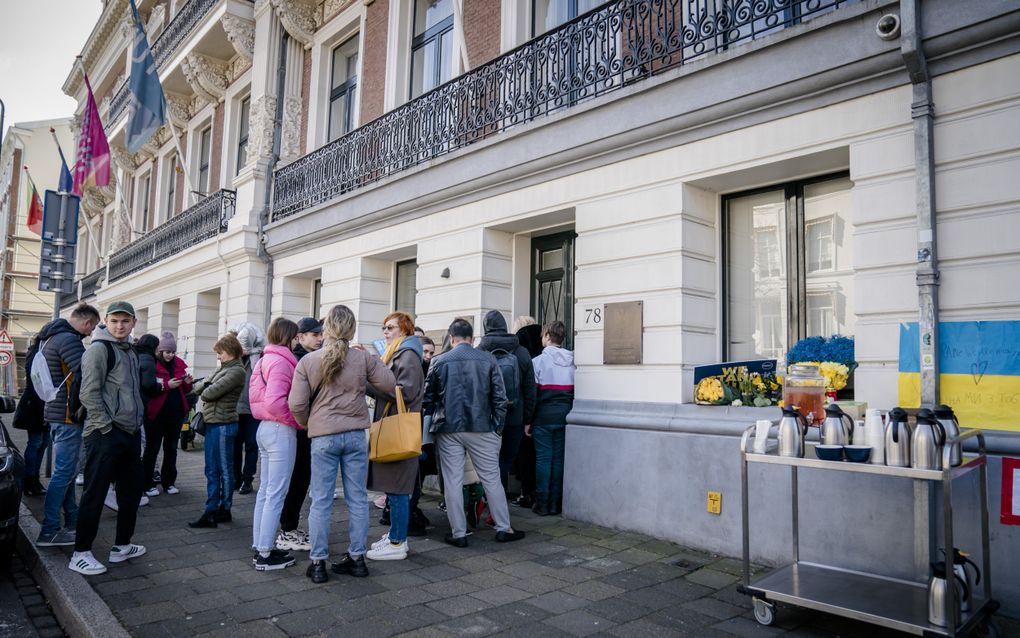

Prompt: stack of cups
[864,408,886,464]
[753,419,772,454]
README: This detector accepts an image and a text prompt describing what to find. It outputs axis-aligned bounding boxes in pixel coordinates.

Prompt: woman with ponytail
[288,305,395,584]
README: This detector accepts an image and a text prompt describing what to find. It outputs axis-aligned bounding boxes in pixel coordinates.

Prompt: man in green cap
[70,301,148,576]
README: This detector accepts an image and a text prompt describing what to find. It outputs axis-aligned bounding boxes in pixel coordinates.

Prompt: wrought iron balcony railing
[109,79,130,123]
[271,0,853,221]
[107,189,235,282]
[80,269,103,299]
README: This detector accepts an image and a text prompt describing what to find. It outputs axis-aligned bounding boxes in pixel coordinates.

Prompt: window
[410,0,454,99]
[236,96,250,174]
[329,38,359,141]
[312,278,322,317]
[165,154,178,218]
[532,0,602,36]
[725,174,853,363]
[137,172,152,232]
[394,260,418,316]
[197,126,212,195]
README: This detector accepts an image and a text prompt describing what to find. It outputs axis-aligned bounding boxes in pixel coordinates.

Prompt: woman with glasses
[365,312,425,561]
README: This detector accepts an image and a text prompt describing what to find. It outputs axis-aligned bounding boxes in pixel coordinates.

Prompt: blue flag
[125,0,166,154]
[57,152,73,193]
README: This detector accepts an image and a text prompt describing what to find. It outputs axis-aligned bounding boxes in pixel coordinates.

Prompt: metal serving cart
[738,427,999,636]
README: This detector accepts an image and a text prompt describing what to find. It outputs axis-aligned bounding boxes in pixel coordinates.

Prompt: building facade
[64,0,1020,611]
[0,119,72,393]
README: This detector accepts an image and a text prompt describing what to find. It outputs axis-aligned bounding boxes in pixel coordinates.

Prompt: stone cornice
[221,14,255,63]
[181,53,230,103]
[271,0,317,48]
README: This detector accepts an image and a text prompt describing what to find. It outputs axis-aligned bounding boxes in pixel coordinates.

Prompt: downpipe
[256,30,289,328]
[900,0,940,406]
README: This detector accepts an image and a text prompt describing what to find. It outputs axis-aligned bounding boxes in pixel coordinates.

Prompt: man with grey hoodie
[70,301,147,576]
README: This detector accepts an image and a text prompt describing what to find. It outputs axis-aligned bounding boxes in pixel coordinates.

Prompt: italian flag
[24,168,43,235]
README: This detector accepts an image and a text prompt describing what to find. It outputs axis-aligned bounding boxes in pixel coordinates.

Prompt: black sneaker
[411,508,431,528]
[213,508,232,523]
[495,530,526,543]
[23,477,47,497]
[188,513,217,529]
[511,494,534,508]
[407,523,428,537]
[152,470,161,485]
[238,480,253,495]
[252,548,291,565]
[307,560,328,583]
[444,533,468,548]
[331,553,369,577]
[255,551,295,571]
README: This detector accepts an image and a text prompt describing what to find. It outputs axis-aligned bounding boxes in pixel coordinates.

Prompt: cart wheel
[753,599,775,626]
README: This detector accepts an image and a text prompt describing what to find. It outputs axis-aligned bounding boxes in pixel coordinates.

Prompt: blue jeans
[252,422,297,553]
[24,429,49,478]
[203,422,238,514]
[309,430,369,561]
[533,423,566,504]
[40,423,81,537]
[387,493,409,543]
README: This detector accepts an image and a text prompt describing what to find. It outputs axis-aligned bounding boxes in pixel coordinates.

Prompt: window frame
[164,154,178,220]
[136,170,152,233]
[197,125,213,195]
[328,37,360,141]
[393,259,418,316]
[721,171,850,361]
[409,0,454,99]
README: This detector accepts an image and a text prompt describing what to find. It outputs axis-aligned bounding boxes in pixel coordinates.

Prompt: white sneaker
[109,544,147,563]
[69,551,107,575]
[104,488,119,512]
[371,534,390,550]
[366,540,408,561]
[165,485,179,495]
[139,495,149,507]
[275,530,311,552]
[144,487,160,497]
[75,473,84,486]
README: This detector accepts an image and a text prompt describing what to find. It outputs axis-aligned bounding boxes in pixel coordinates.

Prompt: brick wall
[464,0,501,68]
[359,0,389,125]
[210,101,225,191]
[301,48,311,153]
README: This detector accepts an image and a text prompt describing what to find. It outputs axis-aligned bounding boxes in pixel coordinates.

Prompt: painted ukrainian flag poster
[899,321,1020,432]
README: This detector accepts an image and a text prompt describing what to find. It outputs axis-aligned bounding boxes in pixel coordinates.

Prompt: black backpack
[492,349,521,409]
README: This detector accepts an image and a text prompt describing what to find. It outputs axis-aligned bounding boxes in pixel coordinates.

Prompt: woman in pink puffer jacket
[247,317,301,571]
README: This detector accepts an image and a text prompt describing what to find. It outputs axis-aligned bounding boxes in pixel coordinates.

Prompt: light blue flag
[125,0,166,154]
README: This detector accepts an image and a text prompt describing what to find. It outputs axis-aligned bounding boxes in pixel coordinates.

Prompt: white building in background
[0,118,73,392]
[64,0,1020,612]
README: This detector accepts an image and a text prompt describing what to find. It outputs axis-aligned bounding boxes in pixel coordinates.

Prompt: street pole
[50,193,70,320]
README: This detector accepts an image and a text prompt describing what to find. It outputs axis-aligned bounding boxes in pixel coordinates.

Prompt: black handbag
[12,389,44,431]
[190,411,206,436]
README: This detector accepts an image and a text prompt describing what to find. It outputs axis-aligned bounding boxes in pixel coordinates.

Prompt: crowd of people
[14,300,575,582]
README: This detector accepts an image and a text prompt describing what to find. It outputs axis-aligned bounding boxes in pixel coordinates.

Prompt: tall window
[329,38,359,141]
[395,260,418,316]
[312,278,322,317]
[725,174,853,363]
[236,96,250,174]
[410,0,453,99]
[198,126,212,195]
[137,172,152,232]
[165,154,178,218]
[532,0,602,35]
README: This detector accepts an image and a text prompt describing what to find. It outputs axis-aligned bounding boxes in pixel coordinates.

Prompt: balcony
[270,0,854,221]
[108,0,246,124]
[63,190,235,308]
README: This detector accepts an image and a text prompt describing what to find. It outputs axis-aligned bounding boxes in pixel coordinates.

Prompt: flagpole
[49,127,104,267]
[164,117,197,207]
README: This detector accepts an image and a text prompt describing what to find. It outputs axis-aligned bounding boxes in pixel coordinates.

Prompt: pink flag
[72,73,111,196]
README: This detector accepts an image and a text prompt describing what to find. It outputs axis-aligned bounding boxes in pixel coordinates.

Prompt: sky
[0,1,103,131]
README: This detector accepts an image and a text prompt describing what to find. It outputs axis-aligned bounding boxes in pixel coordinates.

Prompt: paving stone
[546,566,599,584]
[426,594,491,618]
[414,563,471,583]
[273,588,340,612]
[431,613,506,636]
[685,567,739,590]
[534,553,587,569]
[21,593,45,606]
[117,601,186,627]
[596,568,658,591]
[527,590,590,614]
[469,584,533,606]
[383,585,443,608]
[224,598,290,624]
[511,574,569,594]
[561,580,626,602]
[422,577,478,598]
[681,596,747,620]
[481,602,553,628]
[496,560,555,579]
[457,568,518,589]
[273,611,333,637]
[179,590,242,614]
[38,627,67,638]
[95,576,154,596]
[587,598,653,624]
[370,571,430,591]
[607,617,690,638]
[654,577,715,602]
[712,617,788,637]
[592,536,643,552]
[618,584,685,611]
[492,621,573,638]
[543,609,617,637]
[329,592,397,623]
[31,614,59,629]
[196,618,288,637]
[523,541,569,556]
[629,560,686,583]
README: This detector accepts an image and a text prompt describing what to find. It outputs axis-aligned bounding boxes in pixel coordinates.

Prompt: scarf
[381,335,405,365]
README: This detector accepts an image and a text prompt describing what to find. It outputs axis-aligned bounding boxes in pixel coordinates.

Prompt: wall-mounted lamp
[440,267,451,279]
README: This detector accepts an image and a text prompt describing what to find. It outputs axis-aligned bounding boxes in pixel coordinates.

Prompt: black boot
[24,477,47,497]
[532,497,550,516]
[331,553,369,577]
[550,499,562,515]
[379,504,390,527]
[408,508,429,537]
[188,512,217,528]
[307,560,328,583]
[213,507,232,523]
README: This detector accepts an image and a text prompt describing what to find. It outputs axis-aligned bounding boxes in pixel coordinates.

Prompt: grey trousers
[437,431,512,538]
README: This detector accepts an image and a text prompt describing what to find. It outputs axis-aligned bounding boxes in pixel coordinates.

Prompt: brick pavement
[12,428,1018,637]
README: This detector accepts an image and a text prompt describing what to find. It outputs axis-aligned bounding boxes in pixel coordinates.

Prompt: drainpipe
[256,30,288,329]
[901,0,940,406]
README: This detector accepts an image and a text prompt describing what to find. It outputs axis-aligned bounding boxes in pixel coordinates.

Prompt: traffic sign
[0,329,14,351]
[0,352,11,366]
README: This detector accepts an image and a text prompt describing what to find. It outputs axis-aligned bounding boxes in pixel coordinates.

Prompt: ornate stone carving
[323,0,355,22]
[221,15,255,63]
[81,184,111,219]
[146,4,165,39]
[181,53,229,103]
[165,92,193,129]
[280,96,304,160]
[140,134,162,159]
[111,145,137,174]
[100,94,112,115]
[249,95,278,161]
[271,0,316,48]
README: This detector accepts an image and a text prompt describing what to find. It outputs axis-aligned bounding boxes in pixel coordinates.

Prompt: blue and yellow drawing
[899,321,1020,432]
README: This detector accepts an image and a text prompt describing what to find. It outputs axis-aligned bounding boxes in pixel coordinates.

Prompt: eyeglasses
[382,324,399,332]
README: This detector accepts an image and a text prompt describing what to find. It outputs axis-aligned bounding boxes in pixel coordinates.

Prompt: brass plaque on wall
[603,301,643,364]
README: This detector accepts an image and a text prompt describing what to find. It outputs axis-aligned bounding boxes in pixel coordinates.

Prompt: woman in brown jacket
[288,305,395,584]
[365,311,424,561]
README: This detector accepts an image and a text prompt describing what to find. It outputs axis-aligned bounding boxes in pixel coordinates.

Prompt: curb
[16,503,130,638]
